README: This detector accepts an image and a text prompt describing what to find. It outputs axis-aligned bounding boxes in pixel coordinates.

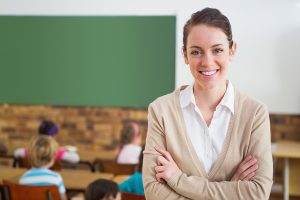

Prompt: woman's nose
[200,53,214,67]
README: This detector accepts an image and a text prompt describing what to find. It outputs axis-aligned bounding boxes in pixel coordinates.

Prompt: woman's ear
[182,47,189,64]
[230,41,237,57]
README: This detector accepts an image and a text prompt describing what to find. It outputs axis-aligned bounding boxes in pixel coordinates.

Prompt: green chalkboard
[0,16,175,107]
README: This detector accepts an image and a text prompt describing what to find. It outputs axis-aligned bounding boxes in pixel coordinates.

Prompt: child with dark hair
[117,122,142,164]
[14,120,80,163]
[85,179,121,200]
[119,145,144,195]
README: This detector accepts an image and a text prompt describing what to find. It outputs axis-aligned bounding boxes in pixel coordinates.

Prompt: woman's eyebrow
[211,44,223,47]
[189,46,202,49]
[189,44,223,49]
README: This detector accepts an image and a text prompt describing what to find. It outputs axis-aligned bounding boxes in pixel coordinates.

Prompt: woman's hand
[231,155,258,181]
[154,147,179,183]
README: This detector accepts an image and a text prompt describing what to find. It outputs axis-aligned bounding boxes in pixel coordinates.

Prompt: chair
[2,179,61,200]
[95,159,137,175]
[0,184,8,200]
[121,192,146,200]
[0,154,15,168]
[60,160,95,172]
[13,157,61,171]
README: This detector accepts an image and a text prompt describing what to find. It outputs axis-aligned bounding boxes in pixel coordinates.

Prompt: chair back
[1,184,9,200]
[2,179,61,200]
[13,157,61,171]
[121,192,145,200]
[96,159,137,175]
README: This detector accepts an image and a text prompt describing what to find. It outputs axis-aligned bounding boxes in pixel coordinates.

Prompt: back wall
[0,0,299,113]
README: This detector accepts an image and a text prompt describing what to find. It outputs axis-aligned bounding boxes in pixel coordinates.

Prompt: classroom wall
[0,104,148,152]
[1,0,299,113]
[0,104,299,155]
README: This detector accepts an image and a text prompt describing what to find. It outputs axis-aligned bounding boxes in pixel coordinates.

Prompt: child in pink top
[14,120,79,163]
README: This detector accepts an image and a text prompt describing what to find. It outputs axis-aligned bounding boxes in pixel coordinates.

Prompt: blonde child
[19,135,67,200]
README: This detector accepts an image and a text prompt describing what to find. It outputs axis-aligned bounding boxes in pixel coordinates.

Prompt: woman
[143,8,273,199]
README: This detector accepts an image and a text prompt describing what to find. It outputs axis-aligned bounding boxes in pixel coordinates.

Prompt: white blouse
[180,80,234,173]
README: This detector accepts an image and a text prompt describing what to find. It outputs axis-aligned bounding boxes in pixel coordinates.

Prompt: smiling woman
[143,7,273,200]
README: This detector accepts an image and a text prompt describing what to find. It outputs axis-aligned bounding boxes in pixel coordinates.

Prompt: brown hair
[183,7,233,55]
[85,179,120,200]
[137,144,145,172]
[28,135,58,168]
[119,122,139,149]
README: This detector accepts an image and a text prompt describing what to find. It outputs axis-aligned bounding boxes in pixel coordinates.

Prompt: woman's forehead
[187,24,228,48]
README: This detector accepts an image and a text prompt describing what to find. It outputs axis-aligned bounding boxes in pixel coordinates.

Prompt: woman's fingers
[155,146,174,162]
[237,157,257,175]
[155,165,165,173]
[242,171,256,181]
[231,155,258,181]
[239,164,258,180]
[239,155,253,166]
[157,155,169,166]
[155,172,165,183]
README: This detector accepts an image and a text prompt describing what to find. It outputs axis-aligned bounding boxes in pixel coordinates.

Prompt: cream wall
[1,0,300,113]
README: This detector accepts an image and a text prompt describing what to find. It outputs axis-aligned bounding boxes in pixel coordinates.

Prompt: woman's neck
[193,81,227,111]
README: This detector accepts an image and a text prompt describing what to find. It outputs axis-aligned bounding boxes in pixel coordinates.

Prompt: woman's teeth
[200,70,217,76]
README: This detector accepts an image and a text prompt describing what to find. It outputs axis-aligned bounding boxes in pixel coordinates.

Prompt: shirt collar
[180,80,235,114]
[218,80,235,114]
[180,84,195,108]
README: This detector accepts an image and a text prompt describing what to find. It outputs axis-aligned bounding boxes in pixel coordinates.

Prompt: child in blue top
[119,145,144,195]
[19,135,67,200]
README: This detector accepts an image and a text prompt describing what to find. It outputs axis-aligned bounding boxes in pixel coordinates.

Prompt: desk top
[4,143,116,163]
[60,170,114,191]
[0,168,26,183]
[112,175,130,184]
[0,167,114,192]
[78,148,116,163]
[272,141,300,159]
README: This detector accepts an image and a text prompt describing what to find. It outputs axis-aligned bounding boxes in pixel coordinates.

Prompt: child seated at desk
[117,122,142,164]
[14,120,79,163]
[0,142,7,154]
[85,179,121,200]
[119,145,144,195]
[19,135,67,200]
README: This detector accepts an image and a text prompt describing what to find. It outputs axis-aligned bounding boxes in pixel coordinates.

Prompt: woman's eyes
[190,48,224,57]
[190,50,203,57]
[213,48,224,54]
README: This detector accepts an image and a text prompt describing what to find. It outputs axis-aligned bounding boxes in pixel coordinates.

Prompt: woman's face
[184,24,235,90]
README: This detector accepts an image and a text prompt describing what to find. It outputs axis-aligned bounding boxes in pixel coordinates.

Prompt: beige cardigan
[143,86,273,200]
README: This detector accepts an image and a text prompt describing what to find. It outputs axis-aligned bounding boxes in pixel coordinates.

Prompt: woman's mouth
[199,69,218,76]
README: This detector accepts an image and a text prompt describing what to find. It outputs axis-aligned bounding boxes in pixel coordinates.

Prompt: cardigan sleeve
[165,103,273,200]
[143,103,191,200]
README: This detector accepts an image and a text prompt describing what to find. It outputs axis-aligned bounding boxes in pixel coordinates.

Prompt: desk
[0,168,114,192]
[272,141,300,200]
[60,170,114,192]
[0,168,26,183]
[113,175,130,184]
[78,148,116,163]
